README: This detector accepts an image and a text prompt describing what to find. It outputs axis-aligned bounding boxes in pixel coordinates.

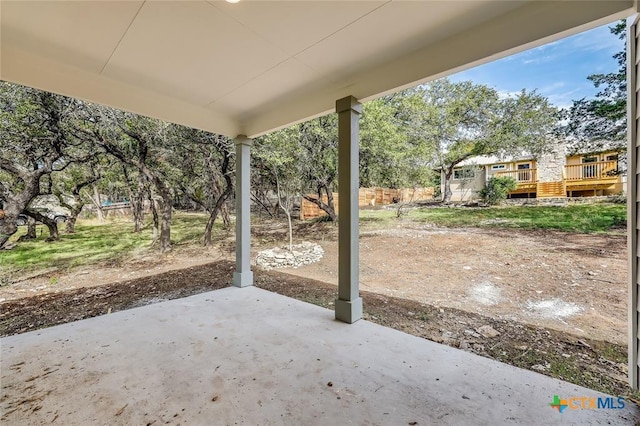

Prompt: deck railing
[564,161,618,181]
[494,168,537,183]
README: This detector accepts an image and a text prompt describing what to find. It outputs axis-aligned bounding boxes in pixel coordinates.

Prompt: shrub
[480,176,517,205]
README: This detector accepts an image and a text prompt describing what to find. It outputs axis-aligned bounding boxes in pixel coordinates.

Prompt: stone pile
[255,241,324,270]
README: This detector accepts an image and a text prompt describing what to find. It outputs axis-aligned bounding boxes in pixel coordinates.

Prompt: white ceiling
[0,1,635,138]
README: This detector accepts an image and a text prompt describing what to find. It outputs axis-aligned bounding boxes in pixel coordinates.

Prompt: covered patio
[3,286,639,424]
[3,0,640,422]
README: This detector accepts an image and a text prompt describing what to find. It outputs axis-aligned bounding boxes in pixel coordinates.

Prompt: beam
[233,135,253,288]
[335,96,362,323]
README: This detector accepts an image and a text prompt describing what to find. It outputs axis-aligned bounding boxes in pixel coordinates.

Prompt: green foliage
[566,21,626,151]
[2,213,216,274]
[412,79,559,202]
[0,82,98,247]
[168,127,234,212]
[0,82,67,169]
[360,96,434,188]
[252,90,439,218]
[479,176,517,205]
[360,204,626,234]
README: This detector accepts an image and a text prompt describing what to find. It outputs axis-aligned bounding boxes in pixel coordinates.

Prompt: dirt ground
[285,224,628,345]
[0,218,633,397]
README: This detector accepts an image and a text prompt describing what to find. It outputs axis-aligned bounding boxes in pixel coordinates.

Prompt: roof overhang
[0,1,635,138]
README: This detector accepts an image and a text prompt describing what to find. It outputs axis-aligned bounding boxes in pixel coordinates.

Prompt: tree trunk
[132,175,146,233]
[92,184,104,222]
[442,169,454,204]
[201,151,233,244]
[285,211,293,251]
[221,203,231,229]
[55,176,97,234]
[16,217,37,242]
[250,192,274,218]
[65,202,84,234]
[324,188,337,220]
[274,171,295,251]
[203,211,217,247]
[150,196,159,245]
[132,195,144,232]
[159,190,172,253]
[122,165,144,232]
[203,193,233,246]
[25,218,37,239]
[26,210,60,241]
[0,170,45,249]
[302,185,337,221]
[147,175,173,253]
[65,216,77,234]
[0,215,19,249]
[45,221,60,241]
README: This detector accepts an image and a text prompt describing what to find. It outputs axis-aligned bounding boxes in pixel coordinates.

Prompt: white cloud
[530,40,561,53]
[569,26,622,53]
[522,57,542,65]
[545,87,585,109]
[540,81,565,93]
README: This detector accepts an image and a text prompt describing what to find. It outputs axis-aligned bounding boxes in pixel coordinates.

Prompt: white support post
[335,95,363,323]
[233,135,253,288]
[628,14,640,390]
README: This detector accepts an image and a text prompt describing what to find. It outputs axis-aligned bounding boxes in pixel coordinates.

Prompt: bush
[479,176,517,205]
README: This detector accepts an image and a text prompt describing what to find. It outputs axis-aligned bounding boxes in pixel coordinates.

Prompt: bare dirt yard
[0,218,633,398]
[286,224,627,345]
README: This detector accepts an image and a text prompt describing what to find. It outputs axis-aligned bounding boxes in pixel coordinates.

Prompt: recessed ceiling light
[225,0,240,3]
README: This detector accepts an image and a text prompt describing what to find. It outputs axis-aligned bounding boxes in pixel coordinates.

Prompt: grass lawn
[360,203,627,234]
[1,213,213,275]
[2,203,626,276]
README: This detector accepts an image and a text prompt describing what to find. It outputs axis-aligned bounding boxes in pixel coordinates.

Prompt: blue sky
[449,21,624,109]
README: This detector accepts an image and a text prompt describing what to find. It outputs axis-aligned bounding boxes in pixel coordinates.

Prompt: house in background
[444,147,624,202]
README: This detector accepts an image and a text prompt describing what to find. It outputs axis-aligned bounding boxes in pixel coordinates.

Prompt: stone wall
[504,195,625,206]
[536,142,566,183]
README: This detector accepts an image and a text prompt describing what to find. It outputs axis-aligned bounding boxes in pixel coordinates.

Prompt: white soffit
[0,1,634,138]
[0,1,144,72]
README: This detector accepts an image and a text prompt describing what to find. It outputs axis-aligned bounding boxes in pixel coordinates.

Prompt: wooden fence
[300,187,434,220]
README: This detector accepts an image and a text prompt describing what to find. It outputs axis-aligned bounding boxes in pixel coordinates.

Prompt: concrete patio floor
[1,286,638,425]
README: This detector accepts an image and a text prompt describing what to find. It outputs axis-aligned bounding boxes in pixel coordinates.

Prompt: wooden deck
[495,161,622,198]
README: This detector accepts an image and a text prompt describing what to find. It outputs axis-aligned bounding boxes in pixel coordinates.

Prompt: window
[453,168,476,180]
[491,164,506,170]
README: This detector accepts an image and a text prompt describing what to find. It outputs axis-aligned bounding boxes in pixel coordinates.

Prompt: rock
[476,325,500,338]
[463,329,481,338]
[459,341,470,350]
[531,364,546,372]
[255,242,324,270]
